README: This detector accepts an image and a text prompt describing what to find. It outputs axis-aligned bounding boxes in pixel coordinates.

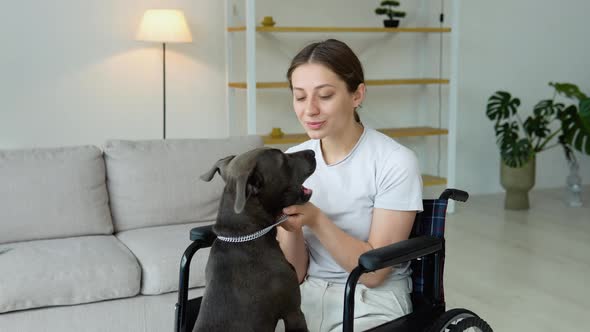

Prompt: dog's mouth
[300,185,313,202]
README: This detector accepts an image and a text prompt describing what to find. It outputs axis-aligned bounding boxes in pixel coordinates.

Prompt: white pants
[295,276,412,332]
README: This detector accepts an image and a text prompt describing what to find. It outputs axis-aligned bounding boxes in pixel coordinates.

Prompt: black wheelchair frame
[174,188,493,332]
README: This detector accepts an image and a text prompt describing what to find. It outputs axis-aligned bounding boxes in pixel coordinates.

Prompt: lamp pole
[163,42,166,139]
[136,9,192,140]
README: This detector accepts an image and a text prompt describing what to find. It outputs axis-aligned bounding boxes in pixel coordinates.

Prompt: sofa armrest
[358,235,443,272]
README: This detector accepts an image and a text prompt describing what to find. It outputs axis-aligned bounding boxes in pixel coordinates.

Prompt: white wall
[456,0,590,193]
[1,0,588,194]
[1,0,228,149]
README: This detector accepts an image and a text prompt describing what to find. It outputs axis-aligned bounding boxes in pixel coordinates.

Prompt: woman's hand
[280,202,324,231]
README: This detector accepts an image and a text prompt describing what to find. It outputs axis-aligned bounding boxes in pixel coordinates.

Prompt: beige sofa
[0,136,263,332]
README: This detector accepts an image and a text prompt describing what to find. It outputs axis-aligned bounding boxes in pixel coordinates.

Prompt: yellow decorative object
[261,16,276,27]
[270,127,284,138]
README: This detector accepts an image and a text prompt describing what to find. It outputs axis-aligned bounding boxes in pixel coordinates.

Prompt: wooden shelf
[263,127,448,145]
[378,127,449,137]
[228,26,451,33]
[366,79,450,86]
[229,78,449,89]
[422,175,447,187]
[229,82,289,89]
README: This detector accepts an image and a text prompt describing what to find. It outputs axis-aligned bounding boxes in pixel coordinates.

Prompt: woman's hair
[286,39,365,122]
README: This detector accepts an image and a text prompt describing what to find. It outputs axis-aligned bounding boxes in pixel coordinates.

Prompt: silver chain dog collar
[216,214,289,243]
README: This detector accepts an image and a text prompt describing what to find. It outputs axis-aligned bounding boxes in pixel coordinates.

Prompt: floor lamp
[137,9,192,139]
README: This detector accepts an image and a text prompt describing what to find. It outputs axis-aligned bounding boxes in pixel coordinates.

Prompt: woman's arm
[277,227,309,283]
[283,203,416,288]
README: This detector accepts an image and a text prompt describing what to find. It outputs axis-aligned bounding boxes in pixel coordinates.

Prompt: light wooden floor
[444,186,590,331]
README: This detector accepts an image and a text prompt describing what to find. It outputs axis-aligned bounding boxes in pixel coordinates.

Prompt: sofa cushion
[115,222,212,295]
[0,235,141,313]
[0,145,113,244]
[104,136,263,232]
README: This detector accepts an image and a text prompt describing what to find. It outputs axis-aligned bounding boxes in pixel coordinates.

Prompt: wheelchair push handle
[439,188,469,202]
[176,225,216,332]
[189,224,216,244]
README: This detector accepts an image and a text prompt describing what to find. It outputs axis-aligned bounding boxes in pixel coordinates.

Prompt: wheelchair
[174,189,493,332]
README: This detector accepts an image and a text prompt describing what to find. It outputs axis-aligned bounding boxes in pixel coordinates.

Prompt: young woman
[277,39,423,332]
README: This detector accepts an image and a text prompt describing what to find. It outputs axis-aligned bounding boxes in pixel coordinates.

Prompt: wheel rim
[461,327,485,332]
[439,312,476,331]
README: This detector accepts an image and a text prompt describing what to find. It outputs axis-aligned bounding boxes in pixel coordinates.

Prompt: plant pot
[500,156,536,210]
[383,19,400,28]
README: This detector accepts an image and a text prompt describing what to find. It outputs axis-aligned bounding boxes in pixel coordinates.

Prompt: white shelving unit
[224,0,459,195]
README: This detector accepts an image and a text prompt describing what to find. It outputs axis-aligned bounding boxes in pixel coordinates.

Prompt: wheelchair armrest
[439,188,469,202]
[189,224,216,246]
[343,236,443,332]
[358,236,443,272]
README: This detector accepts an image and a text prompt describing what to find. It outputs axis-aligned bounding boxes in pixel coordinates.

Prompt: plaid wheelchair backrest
[409,198,448,303]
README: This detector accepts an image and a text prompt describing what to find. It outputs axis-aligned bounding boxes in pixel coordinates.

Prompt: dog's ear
[234,174,248,214]
[233,169,262,214]
[200,155,235,182]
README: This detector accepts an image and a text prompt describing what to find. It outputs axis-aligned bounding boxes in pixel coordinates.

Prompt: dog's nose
[304,150,315,160]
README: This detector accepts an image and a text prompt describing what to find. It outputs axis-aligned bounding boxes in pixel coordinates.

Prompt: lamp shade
[137,9,192,43]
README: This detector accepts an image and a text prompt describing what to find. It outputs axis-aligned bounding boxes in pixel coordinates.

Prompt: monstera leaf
[533,99,563,117]
[579,98,590,133]
[495,122,518,147]
[524,115,550,139]
[550,82,590,155]
[494,122,533,167]
[550,82,588,101]
[486,91,521,123]
[559,104,590,155]
[501,138,533,168]
[551,81,590,134]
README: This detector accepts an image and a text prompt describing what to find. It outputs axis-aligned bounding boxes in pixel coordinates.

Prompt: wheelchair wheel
[449,317,493,331]
[427,308,493,332]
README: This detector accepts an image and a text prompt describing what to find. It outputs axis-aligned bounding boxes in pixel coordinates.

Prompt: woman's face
[291,63,363,140]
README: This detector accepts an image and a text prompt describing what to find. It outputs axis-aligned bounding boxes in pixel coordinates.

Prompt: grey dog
[193,147,315,332]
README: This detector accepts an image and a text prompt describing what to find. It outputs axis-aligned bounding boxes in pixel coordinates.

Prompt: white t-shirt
[286,127,423,283]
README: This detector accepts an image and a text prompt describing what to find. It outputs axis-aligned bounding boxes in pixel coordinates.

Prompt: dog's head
[200,148,316,215]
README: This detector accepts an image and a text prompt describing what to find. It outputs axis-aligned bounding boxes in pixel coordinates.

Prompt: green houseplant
[375,0,406,28]
[486,82,590,209]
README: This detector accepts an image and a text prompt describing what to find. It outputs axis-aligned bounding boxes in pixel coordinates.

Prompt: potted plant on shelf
[486,82,590,210]
[375,0,406,28]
